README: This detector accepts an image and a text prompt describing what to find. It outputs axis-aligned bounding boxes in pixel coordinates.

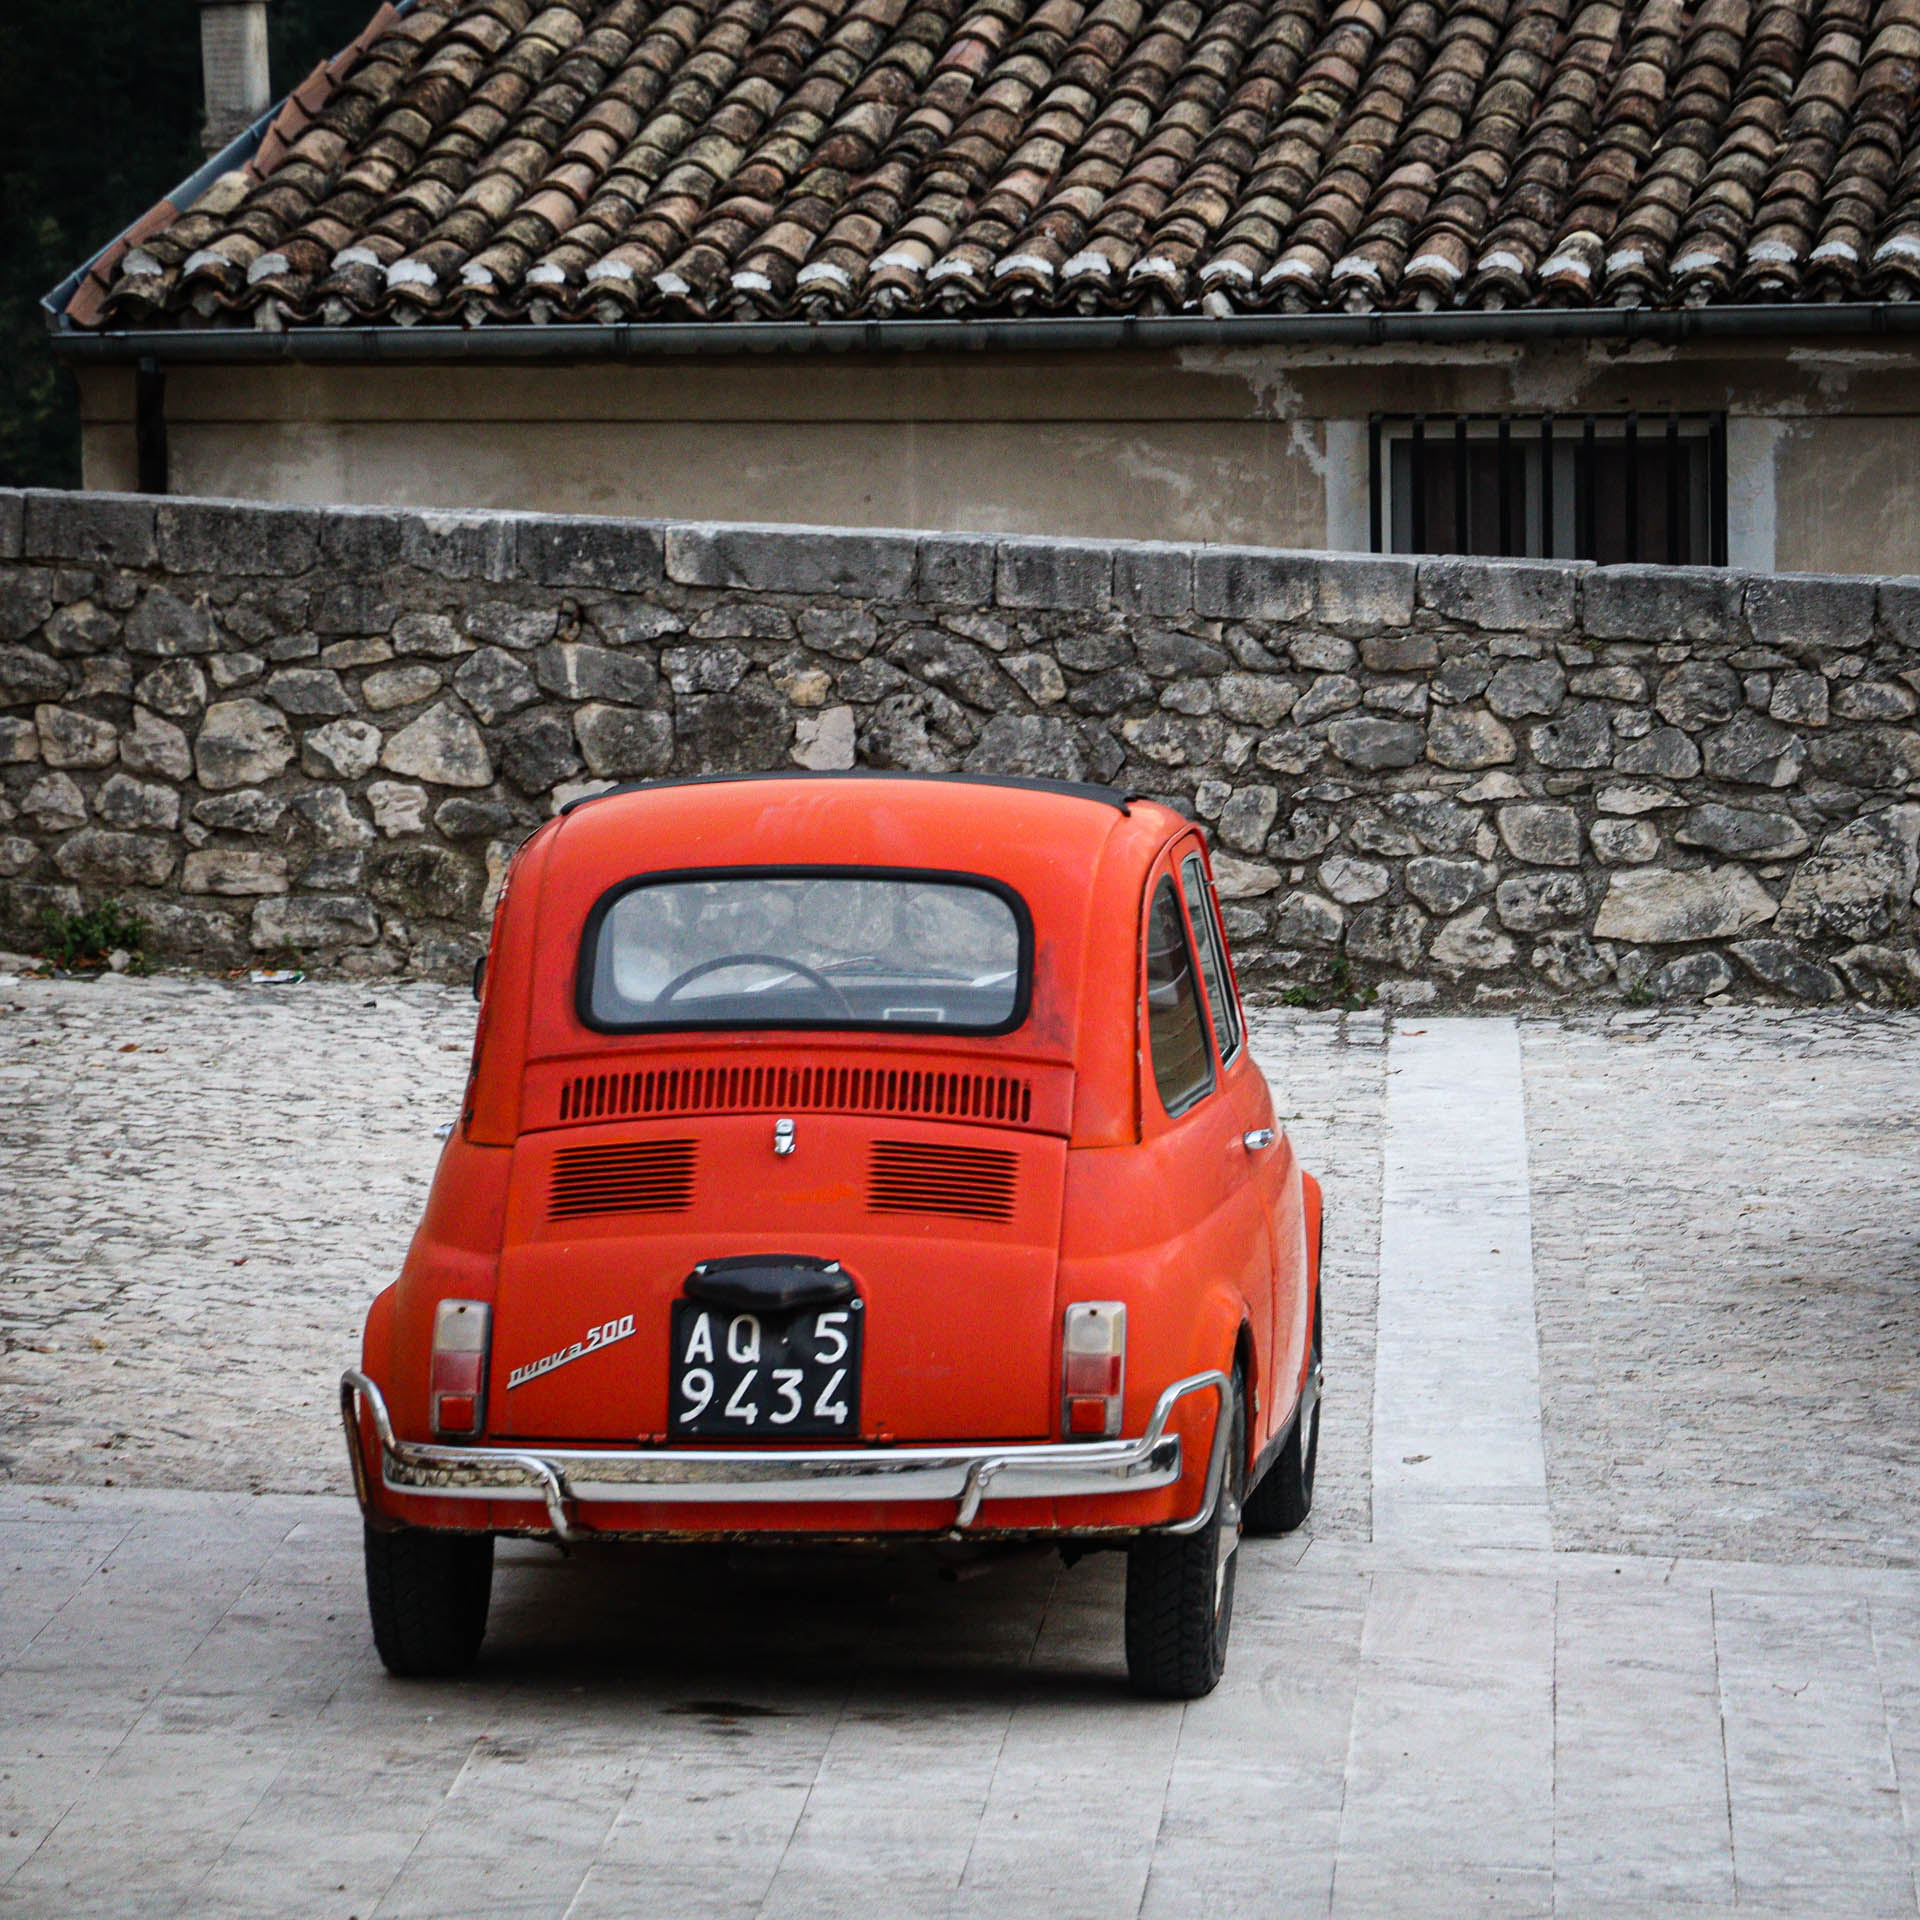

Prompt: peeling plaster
[1783,348,1913,401]
[1172,348,1309,417]
[1288,417,1330,481]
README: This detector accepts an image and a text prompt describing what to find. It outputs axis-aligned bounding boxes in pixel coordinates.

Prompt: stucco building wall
[74,340,1920,574]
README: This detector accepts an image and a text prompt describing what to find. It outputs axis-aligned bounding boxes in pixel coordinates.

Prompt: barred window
[1369,412,1727,567]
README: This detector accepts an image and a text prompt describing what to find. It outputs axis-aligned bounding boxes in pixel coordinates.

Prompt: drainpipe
[198,0,273,155]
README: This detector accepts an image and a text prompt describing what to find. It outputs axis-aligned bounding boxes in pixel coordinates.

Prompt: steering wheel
[656,952,854,1017]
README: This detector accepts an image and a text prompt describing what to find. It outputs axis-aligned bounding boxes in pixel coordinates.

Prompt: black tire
[1245,1279,1322,1536]
[363,1523,493,1678]
[1124,1368,1246,1700]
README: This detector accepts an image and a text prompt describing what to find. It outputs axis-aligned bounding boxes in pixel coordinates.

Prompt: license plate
[668,1298,863,1438]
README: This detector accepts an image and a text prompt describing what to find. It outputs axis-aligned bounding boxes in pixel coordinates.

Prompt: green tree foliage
[0,0,378,488]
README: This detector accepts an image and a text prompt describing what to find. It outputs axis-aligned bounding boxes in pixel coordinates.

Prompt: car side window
[1146,877,1216,1117]
[1181,853,1242,1063]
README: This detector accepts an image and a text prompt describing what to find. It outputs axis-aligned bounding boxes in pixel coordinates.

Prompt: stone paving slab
[1373,1018,1549,1550]
[6,1489,1920,1918]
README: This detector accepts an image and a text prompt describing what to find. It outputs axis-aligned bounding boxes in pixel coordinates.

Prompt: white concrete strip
[1372,1017,1550,1550]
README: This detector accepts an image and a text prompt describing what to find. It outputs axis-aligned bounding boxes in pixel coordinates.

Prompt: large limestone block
[1593,866,1778,944]
[1774,809,1920,943]
[380,701,493,788]
[250,894,380,950]
[196,699,294,790]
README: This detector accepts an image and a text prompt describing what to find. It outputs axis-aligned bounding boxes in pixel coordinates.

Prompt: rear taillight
[430,1299,490,1438]
[1062,1302,1126,1439]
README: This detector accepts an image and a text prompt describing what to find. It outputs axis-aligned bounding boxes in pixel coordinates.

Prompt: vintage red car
[342,772,1323,1698]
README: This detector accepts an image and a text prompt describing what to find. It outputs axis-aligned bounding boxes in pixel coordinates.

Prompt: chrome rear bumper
[339,1368,1231,1544]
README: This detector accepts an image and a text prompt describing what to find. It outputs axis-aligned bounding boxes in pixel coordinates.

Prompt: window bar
[136,358,169,497]
[1368,413,1383,553]
[1709,411,1728,567]
[1453,415,1469,554]
[1579,415,1596,559]
[1540,414,1554,559]
[1411,414,1428,553]
[1665,412,1683,564]
[1497,415,1513,555]
[1624,411,1639,564]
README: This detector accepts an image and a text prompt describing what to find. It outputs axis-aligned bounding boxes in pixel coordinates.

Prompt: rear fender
[1123,1287,1246,1527]
[383,1136,514,1445]
[1052,1256,1245,1518]
[349,1284,400,1524]
[1302,1169,1324,1308]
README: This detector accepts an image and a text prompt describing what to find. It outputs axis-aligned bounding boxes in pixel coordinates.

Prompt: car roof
[540,773,1169,902]
[558,770,1140,815]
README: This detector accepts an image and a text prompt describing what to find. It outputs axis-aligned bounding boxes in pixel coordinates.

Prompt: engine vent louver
[558,1063,1035,1129]
[868,1141,1019,1223]
[549,1140,696,1221]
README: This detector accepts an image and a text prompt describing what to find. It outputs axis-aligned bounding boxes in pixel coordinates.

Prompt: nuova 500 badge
[506,1314,636,1391]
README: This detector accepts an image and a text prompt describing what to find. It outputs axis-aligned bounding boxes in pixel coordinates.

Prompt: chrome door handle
[1243,1129,1276,1151]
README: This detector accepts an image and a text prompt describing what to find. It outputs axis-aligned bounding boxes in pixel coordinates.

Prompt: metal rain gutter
[43,300,1920,365]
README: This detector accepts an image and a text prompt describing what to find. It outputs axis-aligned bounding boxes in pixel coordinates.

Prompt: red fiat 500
[342,773,1323,1698]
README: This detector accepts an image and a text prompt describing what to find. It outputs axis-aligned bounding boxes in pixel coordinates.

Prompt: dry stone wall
[2,487,1918,1007]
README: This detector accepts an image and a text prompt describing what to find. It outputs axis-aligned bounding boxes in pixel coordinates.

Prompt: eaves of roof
[45,300,1920,365]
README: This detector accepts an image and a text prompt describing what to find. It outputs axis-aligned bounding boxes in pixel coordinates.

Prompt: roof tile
[79,0,1920,329]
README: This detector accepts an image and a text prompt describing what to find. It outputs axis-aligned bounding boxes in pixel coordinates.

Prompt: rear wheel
[363,1523,493,1678]
[1124,1368,1245,1700]
[1244,1280,1322,1536]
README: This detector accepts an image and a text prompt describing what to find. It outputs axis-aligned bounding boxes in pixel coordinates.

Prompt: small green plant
[39,899,151,973]
[1274,955,1377,1013]
[1622,977,1655,1008]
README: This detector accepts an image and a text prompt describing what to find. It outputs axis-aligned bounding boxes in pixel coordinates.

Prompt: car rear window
[581,870,1028,1033]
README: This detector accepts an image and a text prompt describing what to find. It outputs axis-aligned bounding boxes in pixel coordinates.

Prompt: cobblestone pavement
[1525,1008,1920,1566]
[0,975,470,1494]
[1244,1008,1384,1546]
[0,981,1390,1524]
[5,982,1919,1561]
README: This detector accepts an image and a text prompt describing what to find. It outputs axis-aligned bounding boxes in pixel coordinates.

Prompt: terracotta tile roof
[75,0,1920,329]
